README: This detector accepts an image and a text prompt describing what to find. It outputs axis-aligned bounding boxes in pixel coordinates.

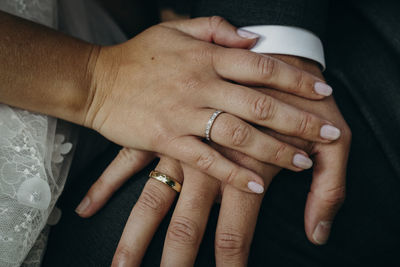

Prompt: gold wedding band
[149,170,182,193]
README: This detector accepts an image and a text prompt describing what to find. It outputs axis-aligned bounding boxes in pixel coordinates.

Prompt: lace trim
[2,0,56,27]
[0,105,74,266]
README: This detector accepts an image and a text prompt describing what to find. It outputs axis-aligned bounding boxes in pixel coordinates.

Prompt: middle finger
[161,164,220,267]
[201,80,341,142]
[187,111,314,171]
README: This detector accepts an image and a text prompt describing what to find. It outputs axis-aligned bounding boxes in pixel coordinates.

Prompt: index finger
[212,48,332,99]
[161,16,259,49]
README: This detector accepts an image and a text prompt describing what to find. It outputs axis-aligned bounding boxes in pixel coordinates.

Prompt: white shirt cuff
[239,25,326,70]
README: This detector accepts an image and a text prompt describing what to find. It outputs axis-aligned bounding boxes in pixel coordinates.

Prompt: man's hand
[83,17,343,194]
[265,55,351,245]
[75,55,351,266]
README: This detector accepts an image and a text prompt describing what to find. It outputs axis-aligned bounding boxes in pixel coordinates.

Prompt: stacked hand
[75,17,351,266]
[83,17,341,194]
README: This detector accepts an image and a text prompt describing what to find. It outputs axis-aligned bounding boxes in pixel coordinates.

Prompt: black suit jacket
[190,0,400,175]
[191,0,329,40]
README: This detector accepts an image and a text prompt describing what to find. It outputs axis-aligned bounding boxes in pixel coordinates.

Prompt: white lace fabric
[0,1,74,266]
[1,0,57,27]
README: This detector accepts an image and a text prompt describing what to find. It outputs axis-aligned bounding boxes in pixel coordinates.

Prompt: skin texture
[77,39,351,267]
[0,12,340,193]
[0,10,96,124]
[84,18,342,194]
[0,11,349,266]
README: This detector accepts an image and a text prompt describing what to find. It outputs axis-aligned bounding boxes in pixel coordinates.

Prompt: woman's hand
[76,95,350,266]
[0,12,337,194]
[79,96,350,266]
[82,17,340,193]
[76,54,351,266]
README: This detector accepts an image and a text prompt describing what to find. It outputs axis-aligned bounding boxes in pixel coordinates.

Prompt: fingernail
[313,221,332,245]
[248,181,264,194]
[314,82,333,96]
[320,125,341,140]
[75,196,90,214]
[117,259,127,267]
[237,29,260,39]
[292,154,313,169]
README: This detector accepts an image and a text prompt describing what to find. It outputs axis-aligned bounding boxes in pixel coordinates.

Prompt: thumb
[162,16,259,49]
[304,143,349,245]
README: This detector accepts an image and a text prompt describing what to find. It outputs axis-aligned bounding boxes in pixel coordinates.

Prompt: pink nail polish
[314,82,333,96]
[247,181,264,194]
[237,29,260,39]
[292,154,313,169]
[320,125,341,140]
[75,196,90,214]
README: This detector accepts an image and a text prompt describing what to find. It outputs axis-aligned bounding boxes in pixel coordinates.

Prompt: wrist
[82,44,121,130]
[58,44,102,127]
[76,44,102,128]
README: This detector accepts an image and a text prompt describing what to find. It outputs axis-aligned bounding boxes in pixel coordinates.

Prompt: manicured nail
[248,181,264,194]
[75,196,90,214]
[314,82,333,96]
[320,125,341,140]
[237,29,260,39]
[313,221,332,245]
[292,154,313,169]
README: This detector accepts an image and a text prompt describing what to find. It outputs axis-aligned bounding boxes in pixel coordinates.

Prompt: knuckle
[296,113,314,137]
[251,95,276,121]
[208,16,225,30]
[136,184,167,215]
[293,70,305,93]
[314,185,346,207]
[230,123,251,147]
[215,232,247,257]
[167,215,200,246]
[179,75,202,92]
[198,45,216,61]
[149,124,170,149]
[186,44,216,65]
[224,167,239,185]
[194,152,216,172]
[272,142,289,163]
[117,148,137,165]
[256,55,277,79]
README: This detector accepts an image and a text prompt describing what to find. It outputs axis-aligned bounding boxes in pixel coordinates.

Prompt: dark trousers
[42,4,400,267]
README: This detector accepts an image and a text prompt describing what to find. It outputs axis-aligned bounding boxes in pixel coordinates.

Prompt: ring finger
[188,110,314,171]
[112,157,183,267]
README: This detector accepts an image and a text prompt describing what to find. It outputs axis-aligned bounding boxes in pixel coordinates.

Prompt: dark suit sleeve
[191,0,330,40]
